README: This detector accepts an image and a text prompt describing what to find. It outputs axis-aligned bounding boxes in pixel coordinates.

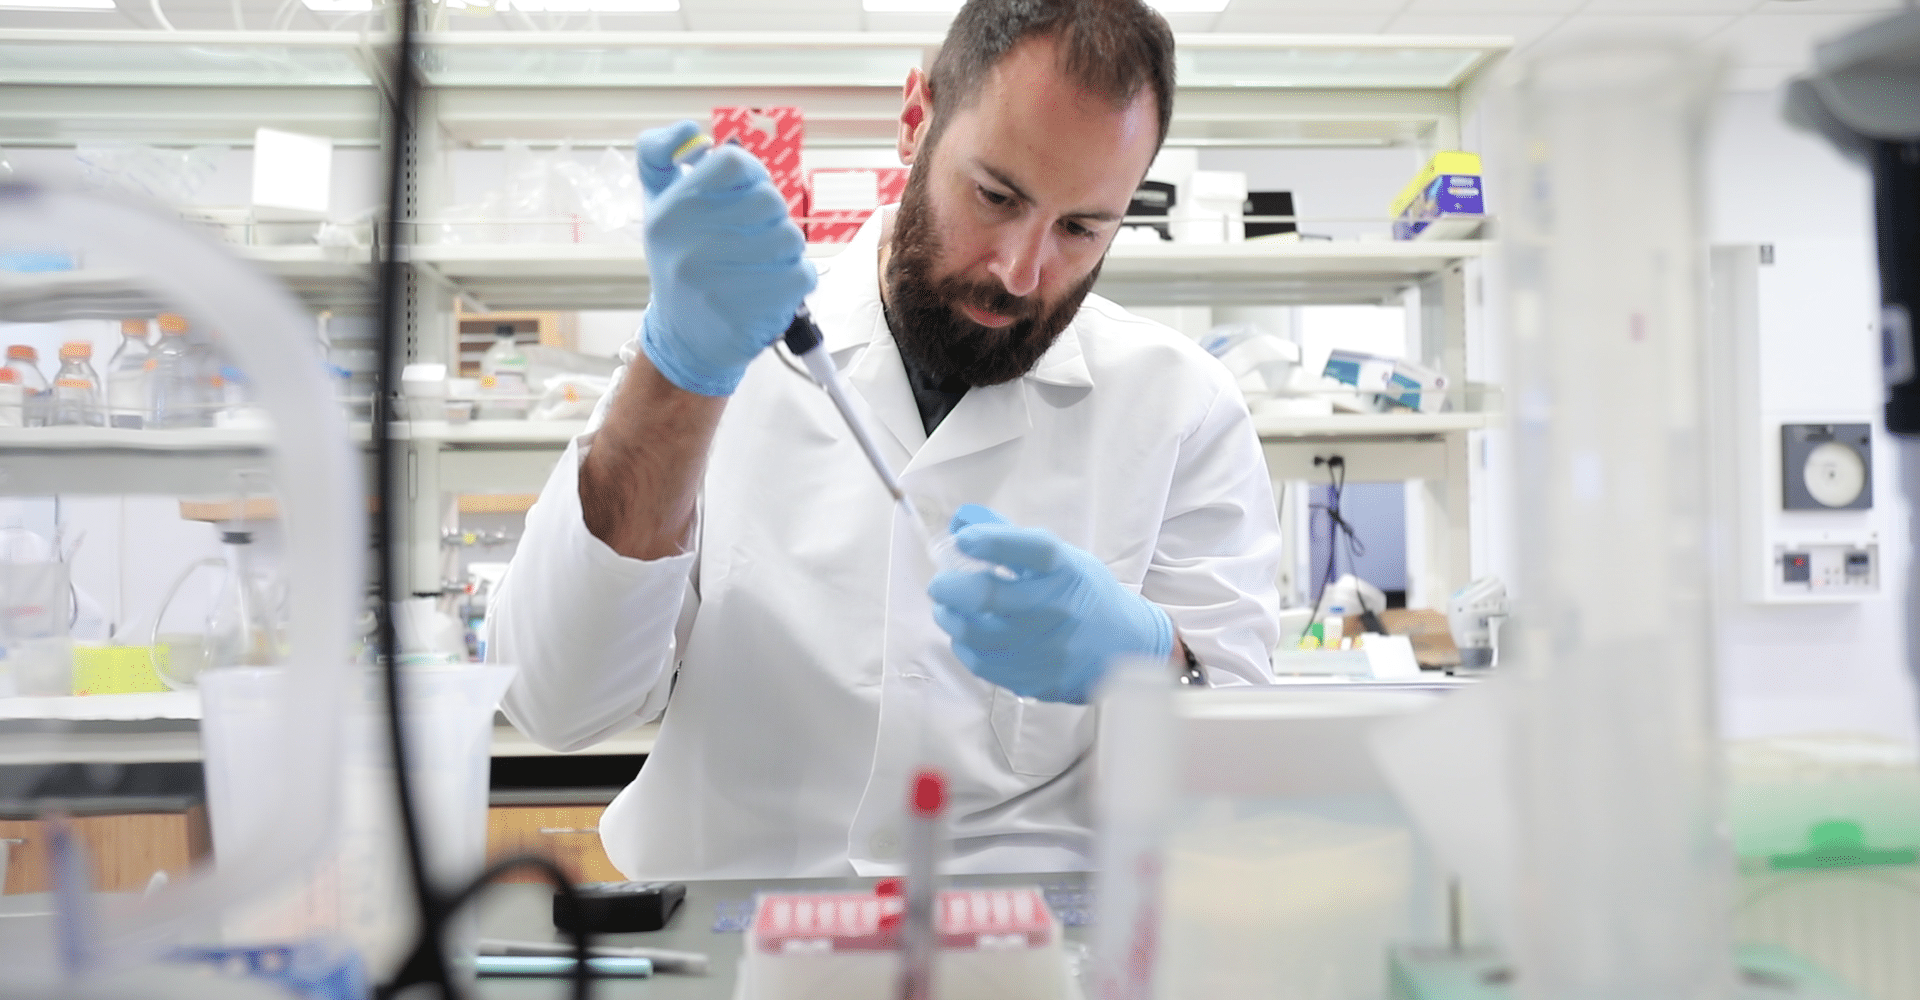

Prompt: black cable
[369,0,448,993]
[368,10,595,997]
[1301,456,1382,643]
[440,855,596,1000]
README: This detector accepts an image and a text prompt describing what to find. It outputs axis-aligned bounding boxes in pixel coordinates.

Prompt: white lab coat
[488,207,1282,881]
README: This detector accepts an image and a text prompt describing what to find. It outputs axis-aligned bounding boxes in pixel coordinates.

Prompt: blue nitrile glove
[928,503,1175,704]
[636,120,816,397]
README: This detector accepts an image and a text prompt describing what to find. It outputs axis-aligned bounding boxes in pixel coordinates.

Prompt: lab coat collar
[806,205,1095,391]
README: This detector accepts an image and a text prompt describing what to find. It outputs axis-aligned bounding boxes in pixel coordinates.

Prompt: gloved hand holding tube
[635,120,817,397]
[929,504,1175,705]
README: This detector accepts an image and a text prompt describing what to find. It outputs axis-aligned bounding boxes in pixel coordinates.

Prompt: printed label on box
[807,167,909,243]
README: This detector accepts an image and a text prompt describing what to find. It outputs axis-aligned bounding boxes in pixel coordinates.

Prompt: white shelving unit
[0,29,1507,750]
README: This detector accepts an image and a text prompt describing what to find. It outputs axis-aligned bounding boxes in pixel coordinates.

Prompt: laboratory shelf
[378,419,587,445]
[0,692,198,723]
[0,426,274,496]
[0,247,374,322]
[1252,410,1497,441]
[411,242,843,313]
[408,239,1485,312]
[1098,239,1486,307]
[0,707,657,765]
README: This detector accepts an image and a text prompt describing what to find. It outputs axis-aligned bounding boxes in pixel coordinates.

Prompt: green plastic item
[1769,820,1917,870]
[1389,943,1863,999]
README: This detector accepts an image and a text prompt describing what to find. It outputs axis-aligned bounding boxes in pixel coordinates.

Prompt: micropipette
[669,133,950,561]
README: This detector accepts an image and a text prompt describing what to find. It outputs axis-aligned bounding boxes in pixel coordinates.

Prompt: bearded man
[489,0,1282,880]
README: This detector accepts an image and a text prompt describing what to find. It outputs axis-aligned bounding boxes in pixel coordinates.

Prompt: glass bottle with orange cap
[50,341,103,427]
[0,367,22,428]
[149,312,207,429]
[2,344,48,427]
[107,317,153,429]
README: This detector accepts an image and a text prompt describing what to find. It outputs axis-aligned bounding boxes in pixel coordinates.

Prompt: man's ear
[898,67,933,166]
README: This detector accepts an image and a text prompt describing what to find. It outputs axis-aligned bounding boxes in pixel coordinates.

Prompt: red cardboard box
[711,106,807,224]
[806,167,909,243]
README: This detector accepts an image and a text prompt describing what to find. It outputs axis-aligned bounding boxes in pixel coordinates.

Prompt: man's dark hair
[925,0,1177,154]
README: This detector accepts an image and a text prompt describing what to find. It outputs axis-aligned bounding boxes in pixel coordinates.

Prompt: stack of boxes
[1390,151,1485,241]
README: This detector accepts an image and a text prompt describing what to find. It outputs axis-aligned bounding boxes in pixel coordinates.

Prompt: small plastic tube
[898,768,947,1000]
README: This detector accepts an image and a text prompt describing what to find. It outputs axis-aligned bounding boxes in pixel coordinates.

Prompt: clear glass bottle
[4,344,49,428]
[49,376,99,427]
[149,313,206,428]
[107,317,153,429]
[477,323,530,420]
[51,342,103,427]
[0,368,21,428]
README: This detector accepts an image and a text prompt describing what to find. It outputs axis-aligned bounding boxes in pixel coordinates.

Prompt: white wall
[1704,91,1917,743]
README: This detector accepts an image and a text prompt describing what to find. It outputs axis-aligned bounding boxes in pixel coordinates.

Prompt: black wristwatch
[1175,641,1206,687]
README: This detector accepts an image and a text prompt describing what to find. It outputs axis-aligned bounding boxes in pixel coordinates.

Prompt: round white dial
[1803,440,1867,508]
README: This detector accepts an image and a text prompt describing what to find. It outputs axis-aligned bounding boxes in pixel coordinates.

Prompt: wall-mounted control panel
[1713,245,1882,604]
[1773,541,1878,596]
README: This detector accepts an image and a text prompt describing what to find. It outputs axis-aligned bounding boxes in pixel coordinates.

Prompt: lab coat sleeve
[486,342,700,752]
[1146,382,1282,686]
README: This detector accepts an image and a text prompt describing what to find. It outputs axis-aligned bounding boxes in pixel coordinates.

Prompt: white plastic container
[200,664,513,982]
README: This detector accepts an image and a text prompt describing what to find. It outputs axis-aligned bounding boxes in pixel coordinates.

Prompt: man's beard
[884,170,1103,389]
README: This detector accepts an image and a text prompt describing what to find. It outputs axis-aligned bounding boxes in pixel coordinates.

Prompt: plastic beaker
[0,528,73,697]
[199,664,513,981]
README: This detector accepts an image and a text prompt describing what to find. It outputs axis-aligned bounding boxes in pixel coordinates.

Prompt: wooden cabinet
[1,805,211,894]
[486,803,622,885]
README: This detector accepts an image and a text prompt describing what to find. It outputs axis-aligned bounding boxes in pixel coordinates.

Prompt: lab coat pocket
[990,687,1095,778]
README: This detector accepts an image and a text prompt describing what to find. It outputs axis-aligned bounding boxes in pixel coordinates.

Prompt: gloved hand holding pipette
[635,120,816,398]
[929,503,1175,705]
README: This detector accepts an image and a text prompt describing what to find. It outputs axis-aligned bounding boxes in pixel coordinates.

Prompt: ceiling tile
[1383,13,1566,47]
[1580,0,1757,13]
[1208,9,1395,32]
[1214,0,1408,12]
[860,11,952,31]
[0,8,141,27]
[682,0,859,31]
[1542,12,1741,44]
[1724,61,1798,90]
[1396,0,1581,12]
[1754,0,1906,11]
[1714,9,1906,65]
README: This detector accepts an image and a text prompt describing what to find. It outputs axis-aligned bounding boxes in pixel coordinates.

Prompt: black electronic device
[1127,180,1175,240]
[1243,190,1298,239]
[1780,423,1873,511]
[553,881,687,934]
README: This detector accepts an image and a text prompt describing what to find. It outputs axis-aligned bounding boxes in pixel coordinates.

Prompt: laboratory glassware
[1090,656,1177,1000]
[0,526,71,697]
[149,312,207,428]
[48,376,101,427]
[0,368,21,428]
[106,317,153,428]
[4,344,49,427]
[0,180,360,988]
[1499,40,1733,999]
[477,323,530,420]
